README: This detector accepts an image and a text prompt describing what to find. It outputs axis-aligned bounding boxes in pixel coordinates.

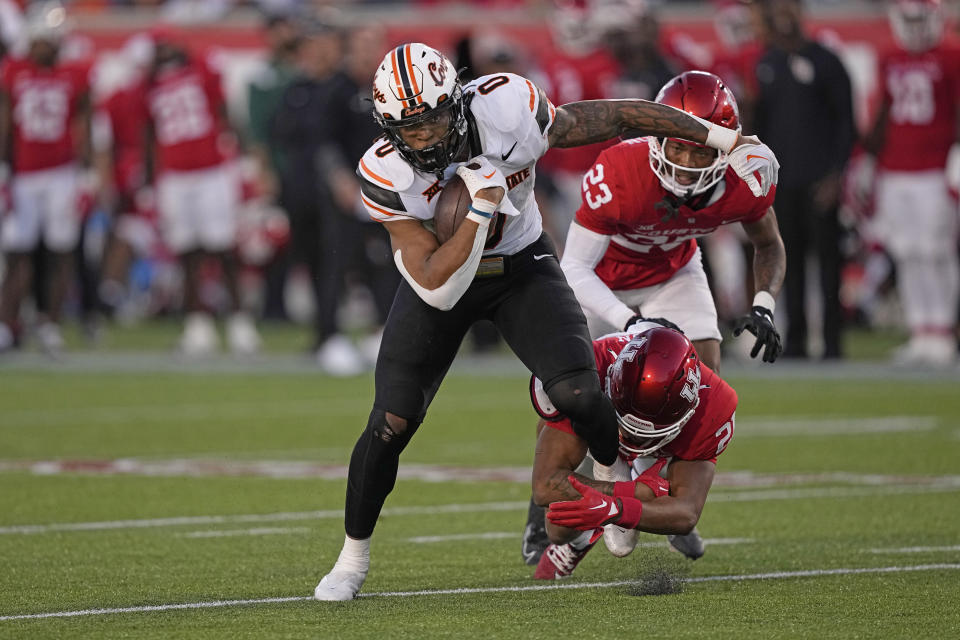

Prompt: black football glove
[733,305,782,363]
[623,315,683,333]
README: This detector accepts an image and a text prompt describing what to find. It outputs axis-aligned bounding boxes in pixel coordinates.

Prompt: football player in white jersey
[313,42,779,601]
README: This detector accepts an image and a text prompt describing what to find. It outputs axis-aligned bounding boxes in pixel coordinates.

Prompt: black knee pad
[344,409,421,539]
[544,370,619,466]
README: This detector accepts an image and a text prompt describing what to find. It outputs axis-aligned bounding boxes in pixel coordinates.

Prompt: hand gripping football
[433,172,499,244]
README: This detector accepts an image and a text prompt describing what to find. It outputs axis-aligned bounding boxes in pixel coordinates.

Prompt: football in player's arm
[559,71,786,371]
[314,42,776,602]
[529,324,738,579]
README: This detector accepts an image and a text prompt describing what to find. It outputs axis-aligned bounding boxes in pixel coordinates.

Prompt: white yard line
[4,479,960,536]
[177,527,311,539]
[1,564,958,621]
[734,416,938,436]
[868,545,960,554]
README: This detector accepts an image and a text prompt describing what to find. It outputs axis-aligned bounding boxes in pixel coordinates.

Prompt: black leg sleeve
[344,409,421,539]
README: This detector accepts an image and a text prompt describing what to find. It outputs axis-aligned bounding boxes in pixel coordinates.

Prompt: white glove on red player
[945,143,960,196]
[728,141,780,198]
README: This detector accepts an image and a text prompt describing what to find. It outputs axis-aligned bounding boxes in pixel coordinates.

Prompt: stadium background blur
[0,0,950,368]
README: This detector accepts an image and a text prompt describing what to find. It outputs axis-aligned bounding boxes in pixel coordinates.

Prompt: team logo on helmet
[371,43,469,177]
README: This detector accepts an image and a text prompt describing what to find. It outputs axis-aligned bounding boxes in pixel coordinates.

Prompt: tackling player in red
[560,71,786,373]
[529,323,738,579]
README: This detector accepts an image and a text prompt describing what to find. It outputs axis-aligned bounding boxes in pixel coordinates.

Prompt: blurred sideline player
[94,34,155,317]
[855,0,959,366]
[312,42,778,602]
[0,2,90,353]
[137,27,260,355]
[530,324,738,579]
[521,71,784,566]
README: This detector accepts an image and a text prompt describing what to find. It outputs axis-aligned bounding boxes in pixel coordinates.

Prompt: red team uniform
[137,56,239,255]
[0,57,89,252]
[871,34,960,364]
[566,137,774,339]
[532,330,738,465]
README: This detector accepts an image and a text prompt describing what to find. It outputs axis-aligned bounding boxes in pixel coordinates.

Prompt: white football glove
[946,143,960,195]
[848,153,876,204]
[455,156,519,216]
[728,141,780,198]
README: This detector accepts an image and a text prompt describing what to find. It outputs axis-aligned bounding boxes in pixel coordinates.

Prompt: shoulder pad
[358,139,415,193]
[467,73,546,137]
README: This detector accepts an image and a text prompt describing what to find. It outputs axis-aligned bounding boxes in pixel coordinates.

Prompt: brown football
[433,173,498,244]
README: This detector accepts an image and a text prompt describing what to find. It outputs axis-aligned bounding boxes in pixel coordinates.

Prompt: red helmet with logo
[605,327,702,457]
[889,0,943,53]
[648,70,740,197]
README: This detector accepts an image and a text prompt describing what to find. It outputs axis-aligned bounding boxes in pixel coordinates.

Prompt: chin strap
[654,189,694,223]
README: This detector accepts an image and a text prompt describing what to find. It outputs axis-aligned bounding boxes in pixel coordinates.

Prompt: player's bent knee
[543,370,604,422]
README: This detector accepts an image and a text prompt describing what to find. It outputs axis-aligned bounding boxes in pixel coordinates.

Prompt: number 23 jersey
[358,72,556,256]
[577,138,774,290]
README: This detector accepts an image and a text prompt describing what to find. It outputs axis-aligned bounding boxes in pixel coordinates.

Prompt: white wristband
[753,291,776,314]
[705,123,739,153]
[465,198,496,227]
[466,211,493,227]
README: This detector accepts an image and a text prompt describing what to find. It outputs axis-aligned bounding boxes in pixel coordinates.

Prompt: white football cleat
[667,527,705,560]
[226,312,261,355]
[592,456,639,557]
[313,569,367,601]
[36,321,65,355]
[179,312,218,356]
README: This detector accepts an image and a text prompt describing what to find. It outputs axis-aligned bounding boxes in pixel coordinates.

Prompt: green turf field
[1,330,959,638]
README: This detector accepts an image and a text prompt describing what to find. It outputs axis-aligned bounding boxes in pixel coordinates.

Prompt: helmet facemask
[375,85,468,178]
[648,138,727,198]
[890,0,944,53]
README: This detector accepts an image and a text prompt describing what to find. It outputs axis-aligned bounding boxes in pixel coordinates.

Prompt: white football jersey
[357,72,556,256]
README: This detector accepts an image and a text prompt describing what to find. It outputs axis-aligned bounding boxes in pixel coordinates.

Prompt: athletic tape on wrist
[753,291,776,315]
[468,204,494,218]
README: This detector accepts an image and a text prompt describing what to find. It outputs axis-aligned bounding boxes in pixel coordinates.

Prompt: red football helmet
[648,70,740,197]
[889,0,943,53]
[605,327,702,457]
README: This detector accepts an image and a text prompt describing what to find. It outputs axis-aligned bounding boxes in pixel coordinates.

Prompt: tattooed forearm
[747,209,786,296]
[549,100,709,149]
[545,470,614,501]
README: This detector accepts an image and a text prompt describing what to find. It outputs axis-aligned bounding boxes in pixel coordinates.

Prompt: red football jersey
[575,138,774,289]
[138,58,227,172]
[534,331,738,463]
[536,46,621,175]
[102,83,148,194]
[876,44,960,172]
[0,57,89,173]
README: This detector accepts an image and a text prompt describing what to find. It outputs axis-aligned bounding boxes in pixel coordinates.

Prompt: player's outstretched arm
[547,459,714,536]
[551,100,779,196]
[550,99,735,151]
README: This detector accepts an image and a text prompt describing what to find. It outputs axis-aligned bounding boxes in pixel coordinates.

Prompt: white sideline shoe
[226,313,261,355]
[36,322,65,355]
[180,313,218,356]
[593,457,639,558]
[313,569,367,601]
[316,334,366,376]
